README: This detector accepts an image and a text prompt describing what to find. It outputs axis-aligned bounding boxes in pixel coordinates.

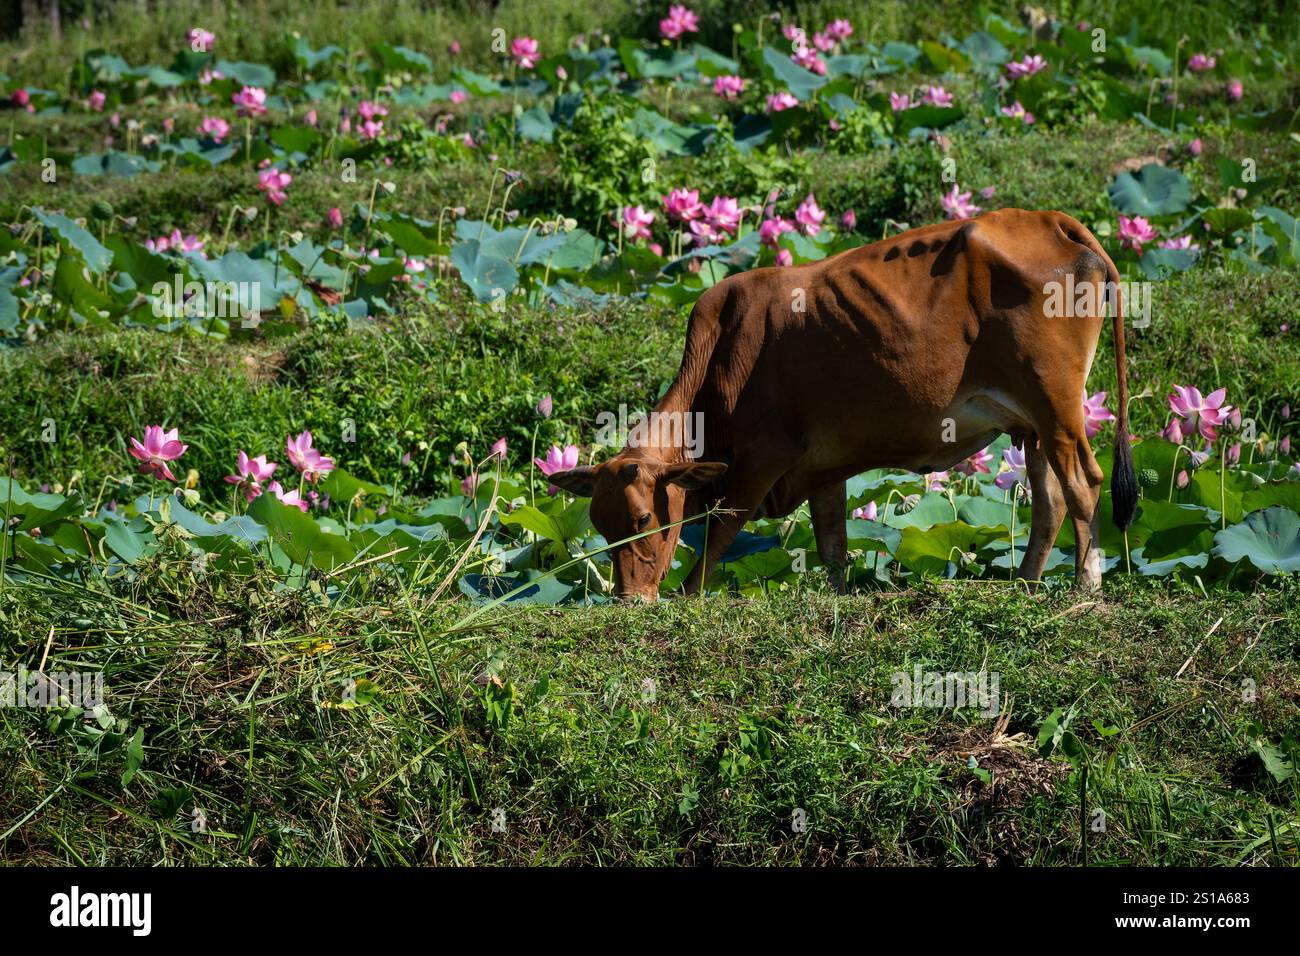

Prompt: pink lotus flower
[767,91,799,112]
[199,69,224,85]
[266,481,308,512]
[825,19,853,40]
[1000,100,1035,124]
[663,187,704,222]
[187,27,215,52]
[232,86,267,117]
[224,450,277,502]
[511,37,540,70]
[795,194,825,236]
[979,186,997,200]
[759,216,794,249]
[146,229,205,255]
[713,75,745,99]
[358,119,384,141]
[791,47,827,75]
[537,394,553,418]
[840,209,856,230]
[328,207,343,229]
[534,444,580,495]
[688,220,721,247]
[448,41,461,55]
[11,88,33,112]
[490,437,508,459]
[924,471,950,491]
[1226,442,1241,465]
[257,166,293,206]
[1176,470,1190,489]
[1167,385,1232,442]
[775,248,793,266]
[1083,391,1116,438]
[955,447,994,476]
[462,473,481,496]
[1225,79,1243,102]
[619,205,656,242]
[703,195,742,236]
[994,445,1028,490]
[129,426,188,482]
[852,500,877,520]
[941,184,980,220]
[357,100,387,121]
[450,90,467,104]
[812,31,835,53]
[889,91,912,112]
[1187,52,1216,72]
[660,5,700,40]
[1118,215,1157,254]
[1159,235,1199,252]
[1187,138,1202,156]
[87,90,106,111]
[1006,54,1047,79]
[921,85,953,107]
[286,430,335,482]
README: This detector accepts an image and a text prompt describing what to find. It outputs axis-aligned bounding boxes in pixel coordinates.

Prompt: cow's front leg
[808,481,848,593]
[680,473,776,596]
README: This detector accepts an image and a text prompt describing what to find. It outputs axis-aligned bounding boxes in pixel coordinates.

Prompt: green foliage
[554,94,660,224]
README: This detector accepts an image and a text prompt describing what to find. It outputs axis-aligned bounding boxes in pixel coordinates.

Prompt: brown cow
[552,209,1137,600]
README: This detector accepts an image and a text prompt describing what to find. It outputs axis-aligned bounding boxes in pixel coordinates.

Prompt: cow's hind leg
[808,481,848,593]
[1039,421,1105,590]
[1018,436,1067,589]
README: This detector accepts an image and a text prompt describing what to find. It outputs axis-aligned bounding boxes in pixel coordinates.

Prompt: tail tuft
[1111,426,1138,531]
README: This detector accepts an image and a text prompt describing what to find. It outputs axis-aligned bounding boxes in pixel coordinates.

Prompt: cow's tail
[1072,224,1137,532]
[1106,258,1137,532]
[1060,217,1137,531]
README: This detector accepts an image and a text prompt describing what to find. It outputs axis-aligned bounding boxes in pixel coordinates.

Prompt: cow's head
[549,455,727,601]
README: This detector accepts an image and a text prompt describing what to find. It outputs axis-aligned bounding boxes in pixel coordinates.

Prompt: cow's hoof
[1076,548,1103,589]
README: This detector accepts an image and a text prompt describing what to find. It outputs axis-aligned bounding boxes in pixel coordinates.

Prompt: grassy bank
[2,575,1296,865]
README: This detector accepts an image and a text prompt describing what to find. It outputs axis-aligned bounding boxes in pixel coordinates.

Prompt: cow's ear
[549,466,598,496]
[661,461,727,490]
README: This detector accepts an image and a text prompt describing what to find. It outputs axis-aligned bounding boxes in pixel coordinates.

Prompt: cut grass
[1,572,1296,865]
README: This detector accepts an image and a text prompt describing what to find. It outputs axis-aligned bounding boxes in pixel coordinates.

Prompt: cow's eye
[636,513,653,531]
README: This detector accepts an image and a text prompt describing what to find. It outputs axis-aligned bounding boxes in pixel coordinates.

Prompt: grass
[2,572,1296,865]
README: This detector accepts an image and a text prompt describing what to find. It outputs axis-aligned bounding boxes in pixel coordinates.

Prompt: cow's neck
[620,395,697,465]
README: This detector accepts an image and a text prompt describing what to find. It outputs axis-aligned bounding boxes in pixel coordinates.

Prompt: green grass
[2,573,1296,865]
